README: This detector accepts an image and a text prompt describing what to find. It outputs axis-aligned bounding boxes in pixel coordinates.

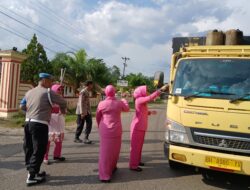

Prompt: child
[44,84,66,164]
[129,84,168,171]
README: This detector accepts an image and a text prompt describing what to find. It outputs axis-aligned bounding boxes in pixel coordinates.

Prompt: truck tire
[201,169,220,181]
[201,170,214,181]
[168,160,182,170]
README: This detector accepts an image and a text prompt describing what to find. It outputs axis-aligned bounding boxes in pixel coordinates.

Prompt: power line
[26,1,82,36]
[0,23,57,54]
[36,1,83,35]
[0,5,82,50]
[0,9,78,52]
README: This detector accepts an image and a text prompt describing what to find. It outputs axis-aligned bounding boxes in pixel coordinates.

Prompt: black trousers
[75,114,92,139]
[23,122,48,175]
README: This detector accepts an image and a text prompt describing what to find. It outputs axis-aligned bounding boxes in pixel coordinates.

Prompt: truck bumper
[165,143,250,175]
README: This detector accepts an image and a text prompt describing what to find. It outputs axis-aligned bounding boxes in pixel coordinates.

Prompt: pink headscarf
[51,84,63,113]
[133,85,147,99]
[51,84,63,94]
[105,85,116,97]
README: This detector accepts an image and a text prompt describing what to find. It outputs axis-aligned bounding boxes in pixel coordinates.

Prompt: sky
[0,0,250,79]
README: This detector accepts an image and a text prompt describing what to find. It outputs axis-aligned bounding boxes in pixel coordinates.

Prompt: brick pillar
[0,50,26,118]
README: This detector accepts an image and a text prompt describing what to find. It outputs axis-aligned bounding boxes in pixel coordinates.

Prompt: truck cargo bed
[172,36,250,53]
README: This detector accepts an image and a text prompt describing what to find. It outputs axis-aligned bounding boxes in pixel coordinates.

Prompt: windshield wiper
[184,90,235,100]
[229,93,250,103]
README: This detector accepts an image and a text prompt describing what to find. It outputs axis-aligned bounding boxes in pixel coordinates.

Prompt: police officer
[21,73,67,186]
[74,80,94,144]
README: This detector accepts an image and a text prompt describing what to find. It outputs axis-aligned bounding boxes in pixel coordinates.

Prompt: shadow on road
[112,163,196,183]
[0,160,24,170]
[44,162,197,186]
[200,169,250,190]
[0,143,23,158]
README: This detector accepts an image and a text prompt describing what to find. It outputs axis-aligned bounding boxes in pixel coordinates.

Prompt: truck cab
[164,45,250,175]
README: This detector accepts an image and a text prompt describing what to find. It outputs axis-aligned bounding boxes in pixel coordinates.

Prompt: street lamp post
[122,57,130,79]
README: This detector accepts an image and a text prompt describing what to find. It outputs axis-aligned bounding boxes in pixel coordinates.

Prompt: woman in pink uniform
[44,84,66,164]
[129,85,168,171]
[96,85,130,182]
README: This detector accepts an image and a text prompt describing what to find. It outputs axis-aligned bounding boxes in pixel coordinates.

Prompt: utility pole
[122,57,130,79]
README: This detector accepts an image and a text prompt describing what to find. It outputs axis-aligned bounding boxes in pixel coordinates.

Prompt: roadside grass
[0,99,165,128]
[65,106,97,123]
[0,112,25,128]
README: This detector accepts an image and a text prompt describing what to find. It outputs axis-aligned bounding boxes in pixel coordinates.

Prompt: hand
[160,84,169,92]
[61,133,65,141]
[121,98,128,103]
[151,110,157,115]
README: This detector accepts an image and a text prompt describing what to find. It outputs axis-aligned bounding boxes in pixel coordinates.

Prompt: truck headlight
[165,119,189,144]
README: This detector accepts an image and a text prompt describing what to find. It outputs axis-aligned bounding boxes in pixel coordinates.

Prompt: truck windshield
[173,58,250,100]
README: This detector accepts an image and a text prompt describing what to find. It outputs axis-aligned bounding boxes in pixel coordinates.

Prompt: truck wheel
[168,160,182,170]
[201,170,215,181]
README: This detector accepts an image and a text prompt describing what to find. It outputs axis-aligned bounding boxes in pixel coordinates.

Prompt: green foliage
[50,53,71,81]
[20,35,154,91]
[50,50,121,88]
[50,50,88,90]
[110,65,121,83]
[125,73,155,92]
[21,34,52,84]
[87,58,113,86]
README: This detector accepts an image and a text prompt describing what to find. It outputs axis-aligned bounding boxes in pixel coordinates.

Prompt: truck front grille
[192,130,250,152]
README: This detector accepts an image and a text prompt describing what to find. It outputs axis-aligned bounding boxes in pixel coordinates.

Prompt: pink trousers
[44,141,62,160]
[129,130,146,169]
[99,136,122,180]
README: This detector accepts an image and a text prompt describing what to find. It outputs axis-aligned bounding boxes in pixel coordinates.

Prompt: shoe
[84,139,92,144]
[53,157,66,161]
[37,171,46,177]
[130,167,143,172]
[101,179,111,183]
[139,162,145,166]
[43,160,50,165]
[26,173,45,186]
[74,138,83,143]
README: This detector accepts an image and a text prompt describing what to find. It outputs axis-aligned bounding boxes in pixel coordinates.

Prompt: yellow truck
[164,33,250,177]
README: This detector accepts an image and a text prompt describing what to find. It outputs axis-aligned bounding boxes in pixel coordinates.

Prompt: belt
[25,118,49,125]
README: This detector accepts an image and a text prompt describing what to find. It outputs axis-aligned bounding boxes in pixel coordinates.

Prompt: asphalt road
[0,104,249,190]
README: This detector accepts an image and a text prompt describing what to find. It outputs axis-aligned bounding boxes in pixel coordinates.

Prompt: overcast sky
[0,0,250,79]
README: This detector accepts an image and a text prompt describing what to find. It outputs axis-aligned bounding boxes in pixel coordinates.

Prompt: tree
[87,58,114,86]
[110,65,121,84]
[51,49,88,90]
[50,53,72,82]
[67,49,88,89]
[21,34,52,84]
[125,73,155,92]
[50,49,123,89]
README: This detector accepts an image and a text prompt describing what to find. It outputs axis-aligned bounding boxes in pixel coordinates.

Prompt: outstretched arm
[136,90,161,105]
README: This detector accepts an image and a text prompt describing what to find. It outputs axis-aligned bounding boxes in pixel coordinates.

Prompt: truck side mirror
[154,71,164,88]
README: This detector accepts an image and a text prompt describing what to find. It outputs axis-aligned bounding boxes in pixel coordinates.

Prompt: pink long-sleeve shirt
[131,86,161,132]
[96,86,130,138]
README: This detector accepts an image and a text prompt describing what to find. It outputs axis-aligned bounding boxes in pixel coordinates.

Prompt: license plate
[205,156,242,171]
